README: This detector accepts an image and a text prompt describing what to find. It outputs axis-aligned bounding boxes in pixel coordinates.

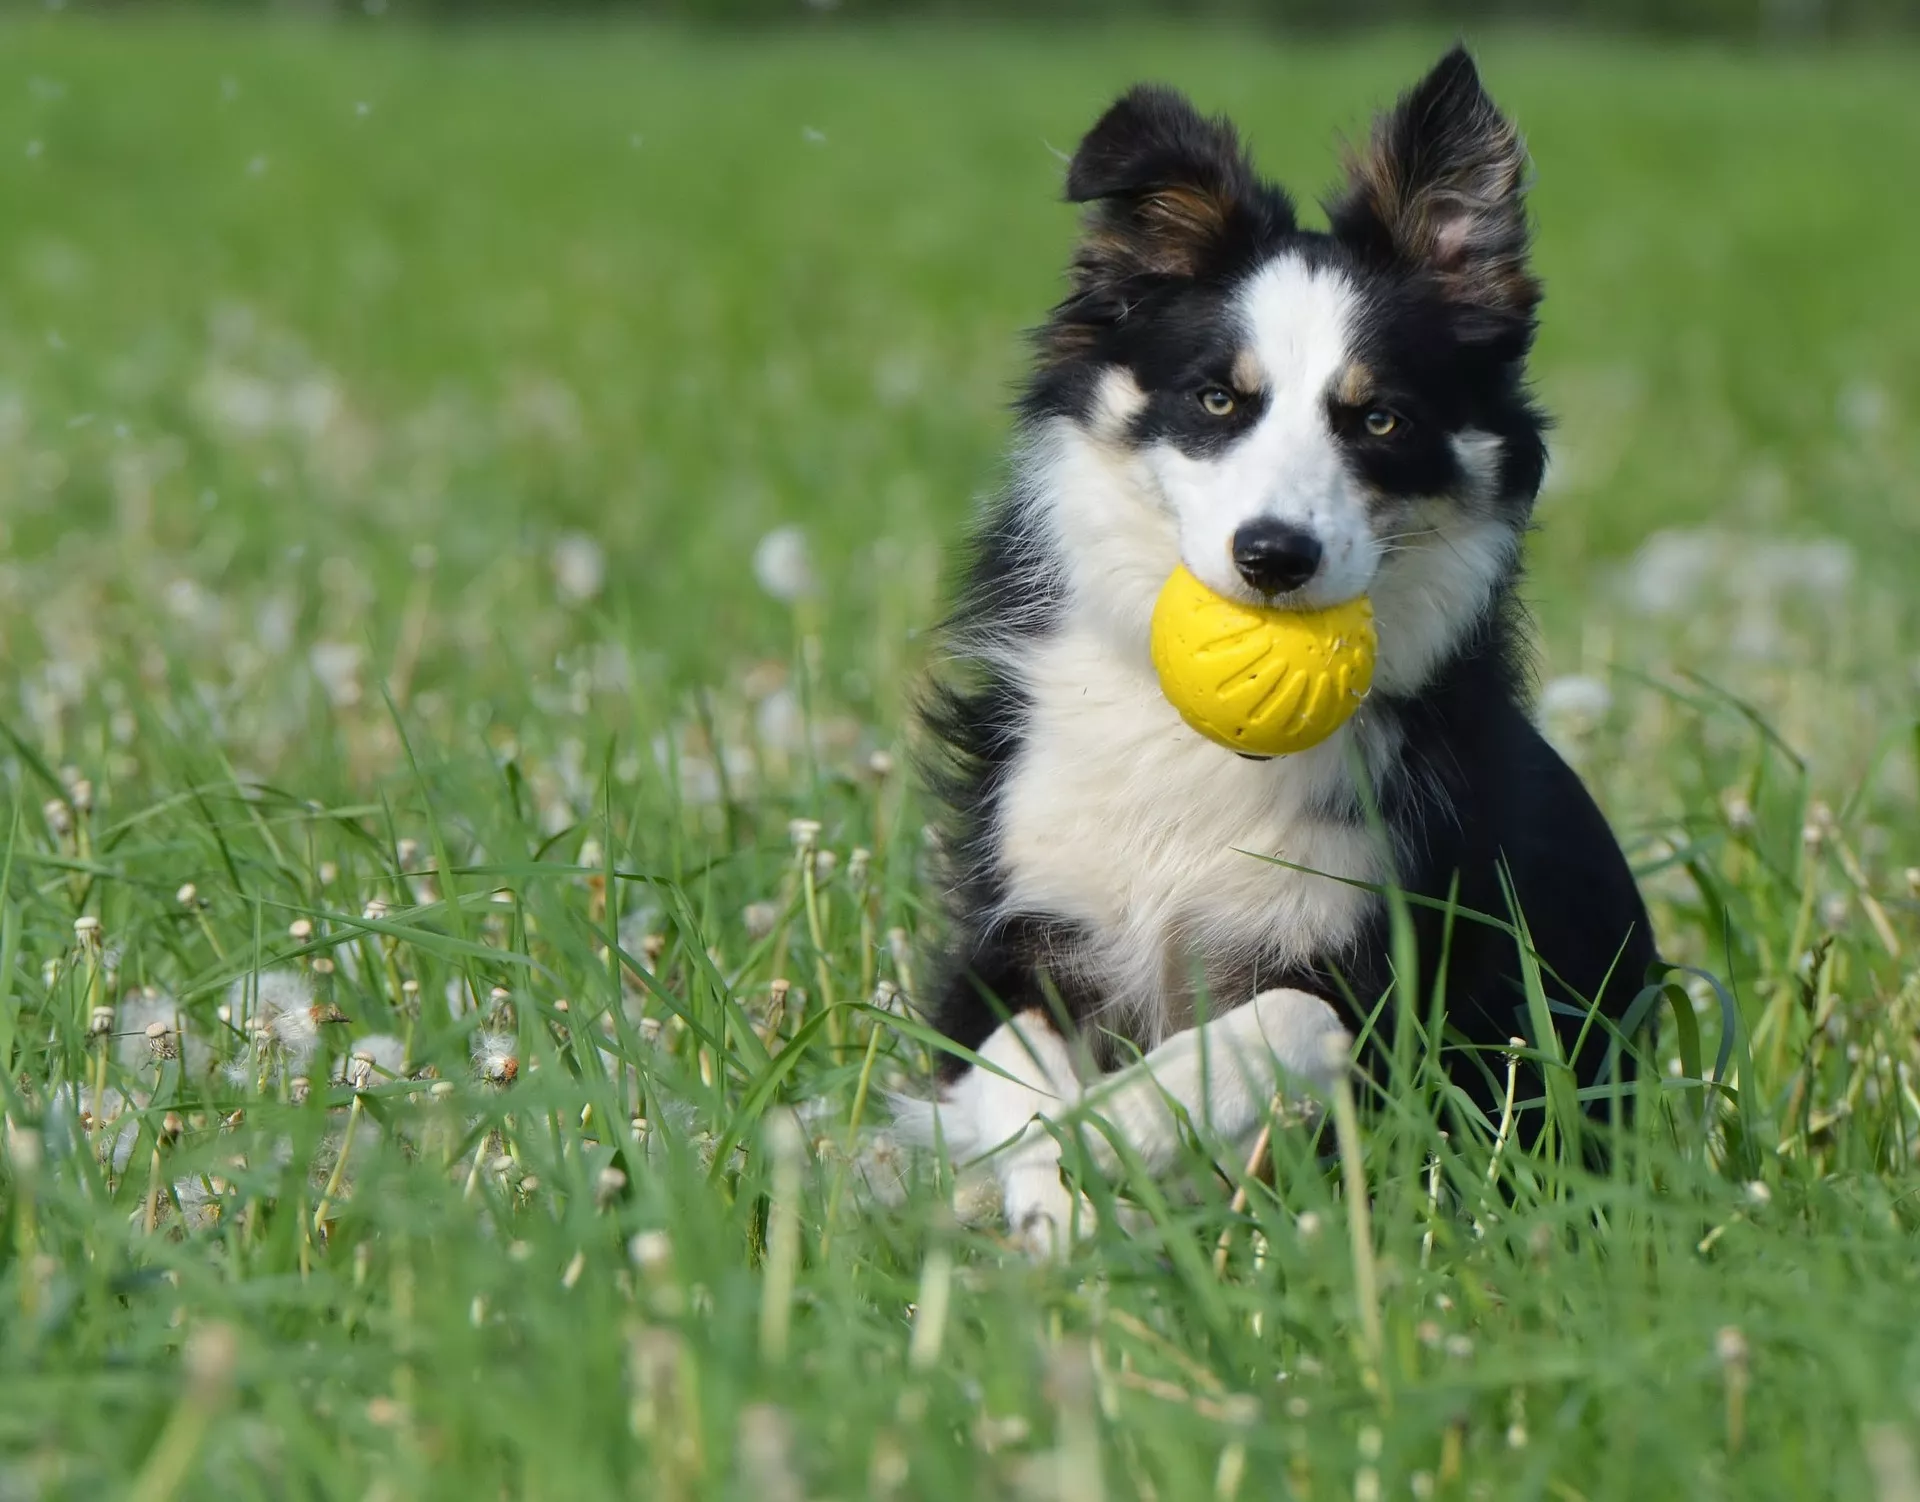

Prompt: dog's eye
[1364,409,1401,437]
[1198,388,1236,418]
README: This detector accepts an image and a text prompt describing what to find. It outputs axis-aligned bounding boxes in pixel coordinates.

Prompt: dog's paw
[1001,1155,1094,1262]
[1248,988,1352,1096]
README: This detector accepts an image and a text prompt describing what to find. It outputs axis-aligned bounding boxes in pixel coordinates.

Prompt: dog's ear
[1328,47,1539,343]
[1064,85,1286,288]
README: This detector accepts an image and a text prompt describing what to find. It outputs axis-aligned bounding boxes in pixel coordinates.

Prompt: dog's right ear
[1063,86,1289,290]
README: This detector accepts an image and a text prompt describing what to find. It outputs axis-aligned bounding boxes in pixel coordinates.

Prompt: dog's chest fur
[991,620,1382,1044]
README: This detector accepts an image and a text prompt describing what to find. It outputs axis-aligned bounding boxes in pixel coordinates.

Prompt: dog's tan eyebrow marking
[1230,348,1265,393]
[1334,361,1375,406]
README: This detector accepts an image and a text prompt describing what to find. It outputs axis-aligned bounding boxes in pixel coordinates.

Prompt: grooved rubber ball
[1148,564,1376,757]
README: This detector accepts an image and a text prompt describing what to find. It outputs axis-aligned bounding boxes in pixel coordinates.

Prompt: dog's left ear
[1329,47,1540,344]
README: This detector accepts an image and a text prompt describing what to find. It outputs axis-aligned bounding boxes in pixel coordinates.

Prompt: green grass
[2,13,1919,1500]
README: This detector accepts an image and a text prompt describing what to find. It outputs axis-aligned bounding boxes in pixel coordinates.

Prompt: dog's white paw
[1248,987,1352,1096]
[1001,1153,1093,1261]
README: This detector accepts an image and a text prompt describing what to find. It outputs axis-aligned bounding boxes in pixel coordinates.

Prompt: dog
[903,47,1657,1256]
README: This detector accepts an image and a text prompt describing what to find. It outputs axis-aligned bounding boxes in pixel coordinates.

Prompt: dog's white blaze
[1149,256,1377,609]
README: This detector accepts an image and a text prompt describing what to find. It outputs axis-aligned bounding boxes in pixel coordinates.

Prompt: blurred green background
[1,12,1915,775]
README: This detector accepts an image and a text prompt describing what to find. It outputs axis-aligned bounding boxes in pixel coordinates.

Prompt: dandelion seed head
[230,969,320,1066]
[308,641,364,708]
[4,1119,42,1175]
[146,1020,178,1061]
[752,526,816,603]
[473,1030,518,1084]
[1537,674,1612,735]
[550,532,606,605]
[183,1322,239,1395]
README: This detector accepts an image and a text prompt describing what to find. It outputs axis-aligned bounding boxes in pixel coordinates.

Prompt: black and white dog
[906,48,1656,1255]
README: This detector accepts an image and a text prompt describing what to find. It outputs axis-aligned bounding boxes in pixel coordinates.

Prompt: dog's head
[1026,48,1547,684]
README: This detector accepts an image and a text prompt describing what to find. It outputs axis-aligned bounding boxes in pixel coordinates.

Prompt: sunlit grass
[0,15,1917,1500]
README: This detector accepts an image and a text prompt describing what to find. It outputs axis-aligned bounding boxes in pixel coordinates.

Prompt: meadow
[1,13,1918,1500]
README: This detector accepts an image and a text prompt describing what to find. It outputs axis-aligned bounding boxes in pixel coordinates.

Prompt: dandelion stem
[144,1140,165,1235]
[1212,1096,1279,1275]
[800,851,839,1050]
[1486,1039,1526,1187]
[759,1110,803,1365]
[1329,1059,1384,1382]
[907,1242,953,1372]
[127,1325,237,1502]
[822,1016,887,1255]
[1421,1146,1444,1270]
[313,1093,365,1236]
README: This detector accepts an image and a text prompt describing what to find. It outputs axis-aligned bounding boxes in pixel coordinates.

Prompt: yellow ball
[1149,564,1377,757]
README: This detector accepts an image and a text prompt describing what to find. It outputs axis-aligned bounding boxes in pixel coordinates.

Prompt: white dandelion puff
[229,969,321,1067]
[116,991,209,1075]
[1538,673,1611,723]
[752,526,816,603]
[472,1030,519,1084]
[550,532,606,605]
[308,641,364,708]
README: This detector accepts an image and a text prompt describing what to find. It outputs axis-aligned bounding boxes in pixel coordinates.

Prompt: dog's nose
[1231,519,1323,595]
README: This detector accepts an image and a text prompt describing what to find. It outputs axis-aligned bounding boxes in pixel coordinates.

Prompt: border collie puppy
[908,48,1656,1255]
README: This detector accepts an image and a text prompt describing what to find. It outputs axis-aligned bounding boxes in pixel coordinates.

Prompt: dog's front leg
[1075,988,1351,1177]
[928,1010,1090,1259]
